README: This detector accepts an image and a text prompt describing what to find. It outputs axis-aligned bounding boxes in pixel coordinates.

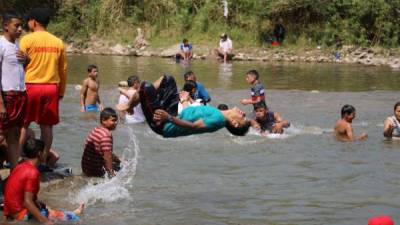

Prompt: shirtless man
[80,65,103,112]
[334,104,367,141]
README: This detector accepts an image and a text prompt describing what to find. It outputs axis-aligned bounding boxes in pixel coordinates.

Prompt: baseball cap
[27,8,51,27]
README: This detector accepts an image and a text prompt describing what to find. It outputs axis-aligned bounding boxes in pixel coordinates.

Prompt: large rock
[160,44,179,57]
[110,44,125,55]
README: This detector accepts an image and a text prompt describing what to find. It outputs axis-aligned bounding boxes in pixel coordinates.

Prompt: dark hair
[127,75,140,87]
[182,80,197,92]
[100,107,118,122]
[341,104,356,118]
[87,64,98,73]
[183,71,195,81]
[217,104,229,110]
[23,139,45,159]
[2,11,20,28]
[183,38,188,43]
[394,102,400,111]
[225,121,251,136]
[246,69,259,80]
[27,8,51,27]
[253,101,267,110]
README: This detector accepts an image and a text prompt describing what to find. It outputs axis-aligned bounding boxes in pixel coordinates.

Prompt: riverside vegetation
[1,0,400,66]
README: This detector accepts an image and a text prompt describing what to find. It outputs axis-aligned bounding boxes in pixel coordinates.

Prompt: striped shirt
[81,126,113,177]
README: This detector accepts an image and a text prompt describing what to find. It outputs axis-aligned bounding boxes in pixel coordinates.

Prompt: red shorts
[24,84,59,126]
[0,91,27,131]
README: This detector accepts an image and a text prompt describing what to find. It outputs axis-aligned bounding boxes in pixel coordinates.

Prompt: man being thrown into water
[334,104,368,141]
[116,75,250,138]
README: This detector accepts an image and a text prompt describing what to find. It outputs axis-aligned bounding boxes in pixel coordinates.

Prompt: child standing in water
[240,69,266,107]
[3,138,84,224]
[334,104,368,141]
[81,108,121,178]
[80,64,103,112]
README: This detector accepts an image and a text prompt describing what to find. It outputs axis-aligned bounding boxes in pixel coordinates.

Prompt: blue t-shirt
[194,82,211,103]
[163,106,225,137]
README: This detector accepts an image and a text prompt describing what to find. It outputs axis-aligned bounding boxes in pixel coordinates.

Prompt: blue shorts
[85,104,99,112]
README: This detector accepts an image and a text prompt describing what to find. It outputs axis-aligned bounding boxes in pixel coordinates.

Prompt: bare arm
[103,151,115,178]
[58,46,68,98]
[240,96,262,105]
[383,117,394,138]
[0,53,6,120]
[24,192,50,224]
[80,79,89,112]
[274,113,290,128]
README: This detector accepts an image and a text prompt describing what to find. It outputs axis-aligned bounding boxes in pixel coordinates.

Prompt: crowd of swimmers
[0,7,399,225]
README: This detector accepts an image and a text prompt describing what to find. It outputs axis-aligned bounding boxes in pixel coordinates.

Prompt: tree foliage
[1,0,399,47]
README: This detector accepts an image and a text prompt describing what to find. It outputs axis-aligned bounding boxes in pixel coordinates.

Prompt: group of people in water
[0,6,399,225]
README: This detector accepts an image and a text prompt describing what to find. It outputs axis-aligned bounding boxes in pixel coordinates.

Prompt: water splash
[247,124,330,139]
[70,127,140,205]
[222,0,228,18]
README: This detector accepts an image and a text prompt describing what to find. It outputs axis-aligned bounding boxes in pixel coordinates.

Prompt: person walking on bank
[19,8,67,170]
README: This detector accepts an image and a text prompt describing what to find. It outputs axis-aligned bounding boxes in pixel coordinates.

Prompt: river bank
[65,36,400,69]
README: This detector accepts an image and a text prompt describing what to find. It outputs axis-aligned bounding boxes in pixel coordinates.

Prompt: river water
[20,55,400,225]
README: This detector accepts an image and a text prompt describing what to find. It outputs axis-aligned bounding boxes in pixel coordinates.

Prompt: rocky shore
[66,38,400,69]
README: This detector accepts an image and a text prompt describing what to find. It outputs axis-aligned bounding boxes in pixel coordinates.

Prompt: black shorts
[139,75,179,135]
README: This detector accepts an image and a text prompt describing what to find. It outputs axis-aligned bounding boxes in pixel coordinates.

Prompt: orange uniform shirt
[19,31,67,96]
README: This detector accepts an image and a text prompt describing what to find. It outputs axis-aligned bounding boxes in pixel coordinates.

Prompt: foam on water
[247,124,330,139]
[70,127,139,205]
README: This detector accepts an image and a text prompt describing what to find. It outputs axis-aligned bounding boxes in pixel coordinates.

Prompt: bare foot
[73,202,85,215]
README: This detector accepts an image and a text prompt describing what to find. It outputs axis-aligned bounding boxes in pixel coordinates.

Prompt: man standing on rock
[19,8,67,170]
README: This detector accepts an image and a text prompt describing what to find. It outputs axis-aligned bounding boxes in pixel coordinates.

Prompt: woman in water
[383,102,400,139]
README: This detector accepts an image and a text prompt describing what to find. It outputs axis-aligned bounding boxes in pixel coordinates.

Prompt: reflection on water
[67,55,400,91]
[21,56,400,225]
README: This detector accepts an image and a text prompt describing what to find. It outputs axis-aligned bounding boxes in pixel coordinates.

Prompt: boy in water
[80,64,103,112]
[116,75,250,138]
[81,108,121,178]
[0,11,29,168]
[3,138,84,224]
[118,75,145,124]
[183,71,211,104]
[240,70,266,107]
[334,104,368,141]
[251,102,290,135]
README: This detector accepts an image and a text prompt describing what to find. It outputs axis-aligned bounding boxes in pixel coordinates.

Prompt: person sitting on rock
[214,33,234,63]
[175,38,193,61]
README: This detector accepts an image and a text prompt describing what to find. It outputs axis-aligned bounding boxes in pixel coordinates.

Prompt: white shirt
[219,38,233,53]
[118,89,145,124]
[0,36,25,91]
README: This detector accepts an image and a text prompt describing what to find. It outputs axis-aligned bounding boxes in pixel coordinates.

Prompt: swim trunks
[24,84,59,126]
[0,91,27,130]
[139,75,179,135]
[85,104,99,113]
